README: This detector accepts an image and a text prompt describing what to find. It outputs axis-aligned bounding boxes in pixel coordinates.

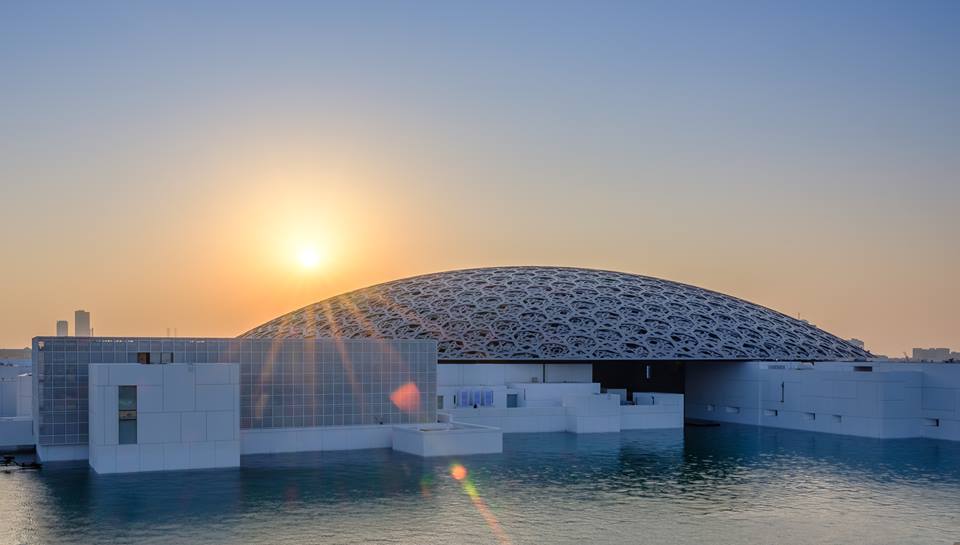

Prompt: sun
[297,246,323,269]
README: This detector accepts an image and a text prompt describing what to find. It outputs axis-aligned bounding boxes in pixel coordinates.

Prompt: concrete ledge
[392,422,503,457]
[240,425,394,454]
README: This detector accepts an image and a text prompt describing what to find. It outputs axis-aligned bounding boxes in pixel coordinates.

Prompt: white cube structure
[89,363,240,473]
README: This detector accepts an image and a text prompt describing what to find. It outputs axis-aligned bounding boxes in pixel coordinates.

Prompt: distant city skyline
[1,1,958,356]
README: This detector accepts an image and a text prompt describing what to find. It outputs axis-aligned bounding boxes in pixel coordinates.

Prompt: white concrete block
[196,365,231,385]
[115,445,141,473]
[214,440,240,467]
[138,412,180,444]
[138,385,164,413]
[93,365,109,386]
[91,445,116,473]
[392,423,503,457]
[206,411,235,441]
[196,384,234,412]
[162,366,196,412]
[110,364,163,386]
[139,445,165,472]
[104,387,119,445]
[189,442,217,468]
[163,443,190,470]
[181,412,207,442]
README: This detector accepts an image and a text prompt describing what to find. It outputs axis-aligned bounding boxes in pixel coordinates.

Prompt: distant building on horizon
[75,310,90,337]
[56,320,68,337]
[912,347,951,362]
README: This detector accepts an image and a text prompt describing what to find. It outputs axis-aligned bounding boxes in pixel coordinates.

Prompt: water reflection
[2,425,959,545]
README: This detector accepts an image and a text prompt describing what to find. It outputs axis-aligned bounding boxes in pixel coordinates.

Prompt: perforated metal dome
[241,266,869,361]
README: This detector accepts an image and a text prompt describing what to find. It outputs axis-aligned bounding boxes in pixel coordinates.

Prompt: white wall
[686,361,960,441]
[89,363,240,473]
[0,417,33,448]
[241,425,394,454]
[0,379,16,417]
[510,382,600,407]
[443,393,684,434]
[16,374,31,417]
[437,363,595,410]
[622,393,684,429]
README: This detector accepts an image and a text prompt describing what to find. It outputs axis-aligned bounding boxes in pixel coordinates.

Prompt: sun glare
[297,246,322,269]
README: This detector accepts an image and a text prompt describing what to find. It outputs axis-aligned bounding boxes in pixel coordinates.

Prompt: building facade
[31,337,437,463]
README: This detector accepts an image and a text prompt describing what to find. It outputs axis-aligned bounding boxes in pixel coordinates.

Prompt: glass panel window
[118,385,137,444]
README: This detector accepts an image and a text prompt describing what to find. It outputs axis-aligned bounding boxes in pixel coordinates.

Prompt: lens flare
[389,382,421,413]
[449,463,512,545]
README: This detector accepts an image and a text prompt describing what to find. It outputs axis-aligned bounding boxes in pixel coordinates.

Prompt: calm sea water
[2,425,959,545]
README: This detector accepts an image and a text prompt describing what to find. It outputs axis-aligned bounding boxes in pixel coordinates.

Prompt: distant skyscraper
[75,310,90,337]
[912,347,950,362]
[56,320,68,337]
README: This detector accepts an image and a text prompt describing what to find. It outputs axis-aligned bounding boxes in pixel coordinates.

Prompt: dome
[240,266,870,361]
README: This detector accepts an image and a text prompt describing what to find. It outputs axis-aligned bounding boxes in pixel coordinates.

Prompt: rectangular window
[136,352,150,364]
[507,393,519,408]
[118,385,137,445]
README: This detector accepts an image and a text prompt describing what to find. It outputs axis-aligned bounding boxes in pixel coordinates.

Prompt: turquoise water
[2,425,959,544]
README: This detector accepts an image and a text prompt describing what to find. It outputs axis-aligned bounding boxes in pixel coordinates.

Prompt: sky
[0,1,957,356]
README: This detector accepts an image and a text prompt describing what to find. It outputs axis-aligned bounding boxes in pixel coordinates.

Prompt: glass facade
[32,337,437,448]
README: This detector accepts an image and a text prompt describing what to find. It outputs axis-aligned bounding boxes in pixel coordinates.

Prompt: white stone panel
[163,443,190,470]
[189,442,217,469]
[139,445,165,472]
[138,413,180,444]
[110,364,162,386]
[180,412,207,442]
[196,384,235,412]
[115,445,140,473]
[137,385,164,413]
[206,411,234,441]
[196,365,231,385]
[215,440,240,467]
[162,366,196,412]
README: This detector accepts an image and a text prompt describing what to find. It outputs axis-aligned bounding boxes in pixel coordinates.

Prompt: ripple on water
[1,425,959,545]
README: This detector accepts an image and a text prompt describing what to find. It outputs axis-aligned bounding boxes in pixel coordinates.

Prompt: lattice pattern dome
[241,267,870,361]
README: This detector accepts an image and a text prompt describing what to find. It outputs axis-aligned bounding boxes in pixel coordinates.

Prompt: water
[2,425,959,544]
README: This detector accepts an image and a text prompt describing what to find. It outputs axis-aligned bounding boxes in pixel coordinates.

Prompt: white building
[4,266,958,473]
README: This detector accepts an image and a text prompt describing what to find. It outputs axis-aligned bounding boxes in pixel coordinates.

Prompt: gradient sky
[1,1,958,356]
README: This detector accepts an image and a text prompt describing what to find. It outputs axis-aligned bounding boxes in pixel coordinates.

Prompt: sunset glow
[297,246,323,269]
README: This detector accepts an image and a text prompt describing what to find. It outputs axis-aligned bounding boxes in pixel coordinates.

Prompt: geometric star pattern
[240,266,871,361]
